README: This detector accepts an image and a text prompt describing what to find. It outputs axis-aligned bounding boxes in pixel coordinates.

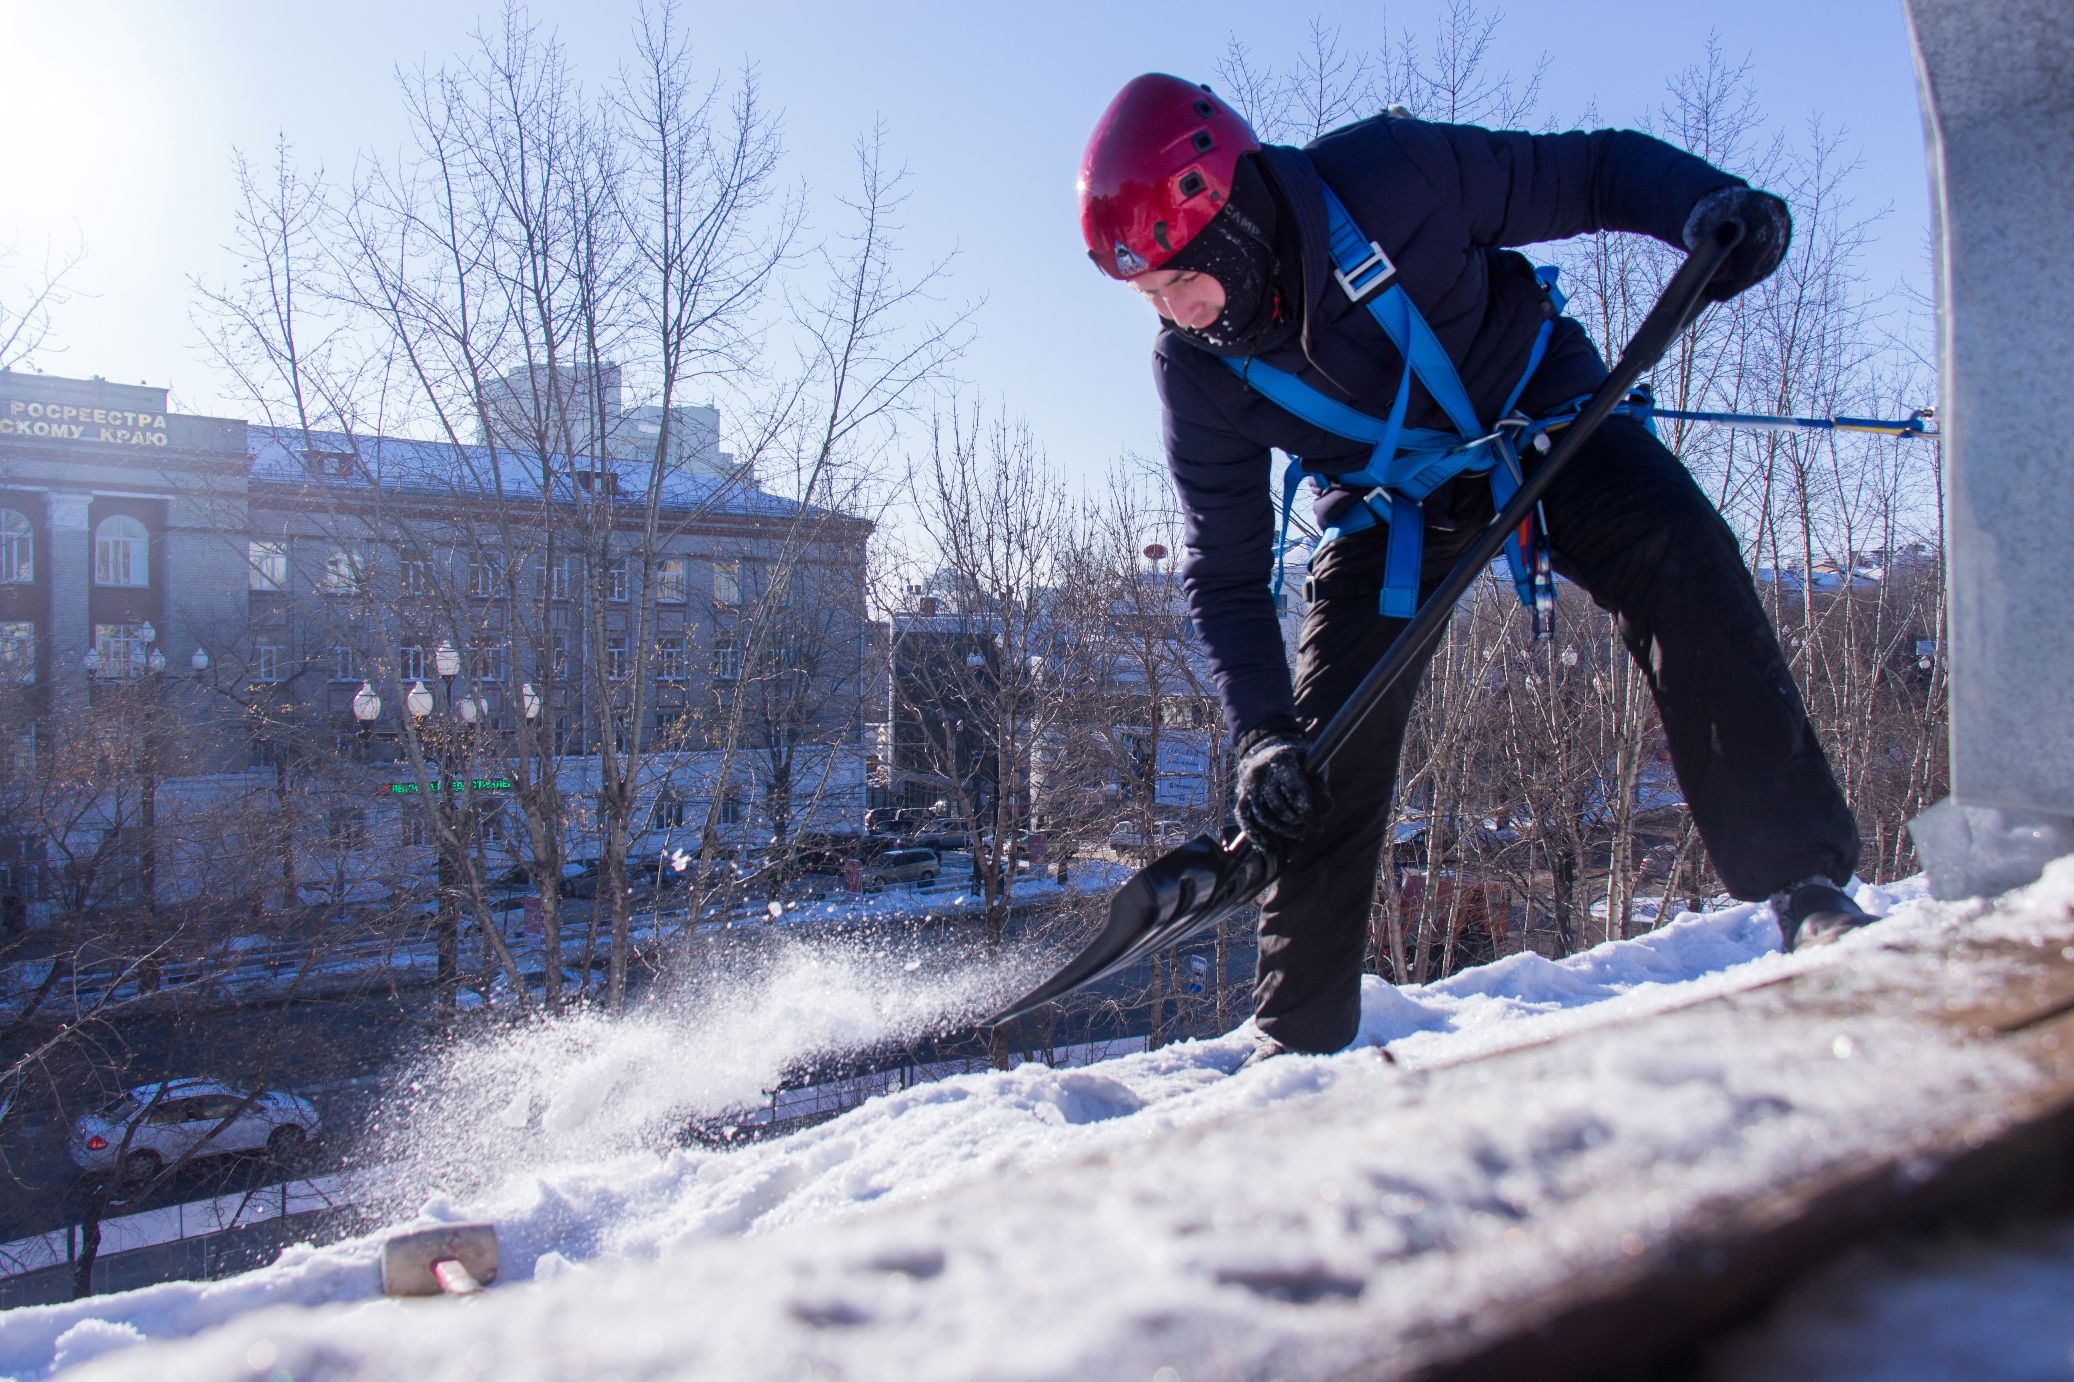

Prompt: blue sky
[0,1,1929,493]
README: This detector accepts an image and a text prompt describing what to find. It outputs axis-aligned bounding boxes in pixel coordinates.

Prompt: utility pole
[1904,0,2074,896]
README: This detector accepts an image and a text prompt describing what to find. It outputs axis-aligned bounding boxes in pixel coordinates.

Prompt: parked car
[865,848,940,888]
[865,806,938,836]
[1108,819,1187,851]
[457,967,592,1012]
[560,859,665,900]
[70,1078,321,1183]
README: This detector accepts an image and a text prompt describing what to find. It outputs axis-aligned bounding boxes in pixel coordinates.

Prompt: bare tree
[0,238,85,373]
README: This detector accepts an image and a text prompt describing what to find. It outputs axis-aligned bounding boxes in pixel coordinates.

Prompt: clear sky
[0,0,1929,493]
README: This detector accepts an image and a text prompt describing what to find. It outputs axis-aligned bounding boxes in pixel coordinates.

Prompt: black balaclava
[1163,153,1292,351]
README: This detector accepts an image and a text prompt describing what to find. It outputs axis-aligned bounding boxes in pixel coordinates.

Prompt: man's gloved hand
[1233,719,1331,850]
[1683,185,1793,303]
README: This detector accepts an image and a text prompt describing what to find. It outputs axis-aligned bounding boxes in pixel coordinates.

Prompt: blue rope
[1640,404,1938,439]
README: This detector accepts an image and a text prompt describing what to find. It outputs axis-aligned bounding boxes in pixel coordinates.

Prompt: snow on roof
[4,867,2066,1378]
[246,426,820,522]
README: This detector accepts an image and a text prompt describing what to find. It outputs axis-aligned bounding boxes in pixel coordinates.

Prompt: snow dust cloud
[355,930,1042,1210]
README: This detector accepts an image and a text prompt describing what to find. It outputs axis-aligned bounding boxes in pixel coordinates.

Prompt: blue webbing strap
[1219,177,1570,626]
[1317,183,1485,439]
[1379,493,1423,618]
[1495,266,1566,425]
[1270,459,1311,610]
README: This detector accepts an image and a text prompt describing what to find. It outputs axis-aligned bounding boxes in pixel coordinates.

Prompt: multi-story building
[477,363,738,481]
[877,570,1251,846]
[0,369,868,922]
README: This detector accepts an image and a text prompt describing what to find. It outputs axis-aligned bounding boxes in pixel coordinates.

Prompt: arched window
[93,515,149,588]
[0,509,30,584]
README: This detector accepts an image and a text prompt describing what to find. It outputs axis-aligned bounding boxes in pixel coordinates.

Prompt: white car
[70,1078,321,1182]
[865,848,940,888]
[1108,819,1186,851]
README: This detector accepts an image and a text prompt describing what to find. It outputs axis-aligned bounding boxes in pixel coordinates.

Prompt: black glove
[1682,185,1793,303]
[1232,720,1331,849]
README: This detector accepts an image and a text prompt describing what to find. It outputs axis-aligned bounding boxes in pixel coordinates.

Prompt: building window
[92,623,147,679]
[655,557,688,604]
[7,722,33,777]
[606,634,630,681]
[399,642,428,682]
[0,509,33,584]
[468,552,500,598]
[331,645,357,682]
[548,633,571,677]
[322,547,365,595]
[93,515,149,588]
[607,557,629,603]
[399,550,433,596]
[651,793,688,831]
[248,540,287,592]
[255,643,288,683]
[476,644,508,682]
[326,807,367,851]
[713,560,740,607]
[655,635,686,681]
[718,789,744,826]
[0,622,34,684]
[537,557,572,601]
[401,811,427,848]
[711,631,740,681]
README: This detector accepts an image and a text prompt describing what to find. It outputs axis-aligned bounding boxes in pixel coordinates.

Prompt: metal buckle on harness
[1333,241,1399,303]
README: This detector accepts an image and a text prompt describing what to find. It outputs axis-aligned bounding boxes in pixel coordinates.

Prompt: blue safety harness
[1218,179,1645,635]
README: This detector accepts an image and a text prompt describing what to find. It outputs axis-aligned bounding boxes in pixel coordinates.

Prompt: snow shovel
[986,220,1744,1028]
[381,1222,500,1297]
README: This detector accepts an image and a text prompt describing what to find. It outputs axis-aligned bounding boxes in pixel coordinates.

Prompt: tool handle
[432,1257,486,1295]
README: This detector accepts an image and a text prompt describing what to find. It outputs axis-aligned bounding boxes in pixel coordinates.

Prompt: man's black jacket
[1153,115,1740,743]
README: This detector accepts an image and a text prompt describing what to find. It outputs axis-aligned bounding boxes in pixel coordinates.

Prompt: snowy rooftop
[4,862,2070,1379]
[246,427,823,523]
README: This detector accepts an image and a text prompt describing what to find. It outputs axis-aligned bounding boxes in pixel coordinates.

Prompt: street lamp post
[412,643,475,1013]
[352,680,382,759]
[406,676,457,1008]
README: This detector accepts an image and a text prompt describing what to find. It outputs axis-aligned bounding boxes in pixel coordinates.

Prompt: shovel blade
[986,829,1275,1027]
[381,1222,500,1297]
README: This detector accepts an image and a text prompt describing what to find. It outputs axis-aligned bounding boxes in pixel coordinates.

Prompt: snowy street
[3,863,2068,1379]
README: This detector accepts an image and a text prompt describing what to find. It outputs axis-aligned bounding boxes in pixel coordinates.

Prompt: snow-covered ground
[3,863,2068,1381]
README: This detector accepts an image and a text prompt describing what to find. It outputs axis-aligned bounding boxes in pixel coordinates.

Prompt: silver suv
[70,1079,322,1183]
[865,847,939,888]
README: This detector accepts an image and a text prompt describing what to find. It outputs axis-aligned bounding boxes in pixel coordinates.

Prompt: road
[1,890,1253,1249]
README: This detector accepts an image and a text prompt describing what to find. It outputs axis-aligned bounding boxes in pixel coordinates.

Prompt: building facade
[0,369,869,922]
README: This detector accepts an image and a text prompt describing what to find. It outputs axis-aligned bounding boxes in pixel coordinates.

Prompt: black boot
[1771,878,1877,951]
[1238,1036,1288,1071]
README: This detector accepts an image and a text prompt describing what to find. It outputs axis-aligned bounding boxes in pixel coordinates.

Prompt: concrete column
[42,490,92,718]
[1905,0,2074,897]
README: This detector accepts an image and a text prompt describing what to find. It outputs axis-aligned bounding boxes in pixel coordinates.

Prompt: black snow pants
[1255,415,1860,1054]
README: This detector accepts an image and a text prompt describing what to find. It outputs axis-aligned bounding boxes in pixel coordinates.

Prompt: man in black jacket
[1078,74,1874,1059]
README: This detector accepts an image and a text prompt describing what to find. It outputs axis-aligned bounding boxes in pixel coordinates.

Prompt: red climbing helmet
[1079,74,1260,281]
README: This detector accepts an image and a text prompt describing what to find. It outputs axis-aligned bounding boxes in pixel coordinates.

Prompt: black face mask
[1163,156,1289,351]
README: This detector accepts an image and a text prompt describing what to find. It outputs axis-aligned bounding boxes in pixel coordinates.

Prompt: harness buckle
[1333,240,1399,304]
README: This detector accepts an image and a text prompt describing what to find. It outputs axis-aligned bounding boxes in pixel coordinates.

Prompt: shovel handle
[432,1257,486,1295]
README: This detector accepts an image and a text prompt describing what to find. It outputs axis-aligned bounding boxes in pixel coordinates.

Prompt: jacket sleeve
[1385,119,1743,251]
[1154,346,1297,745]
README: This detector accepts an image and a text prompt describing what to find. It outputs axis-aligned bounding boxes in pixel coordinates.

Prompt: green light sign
[387,777,514,795]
